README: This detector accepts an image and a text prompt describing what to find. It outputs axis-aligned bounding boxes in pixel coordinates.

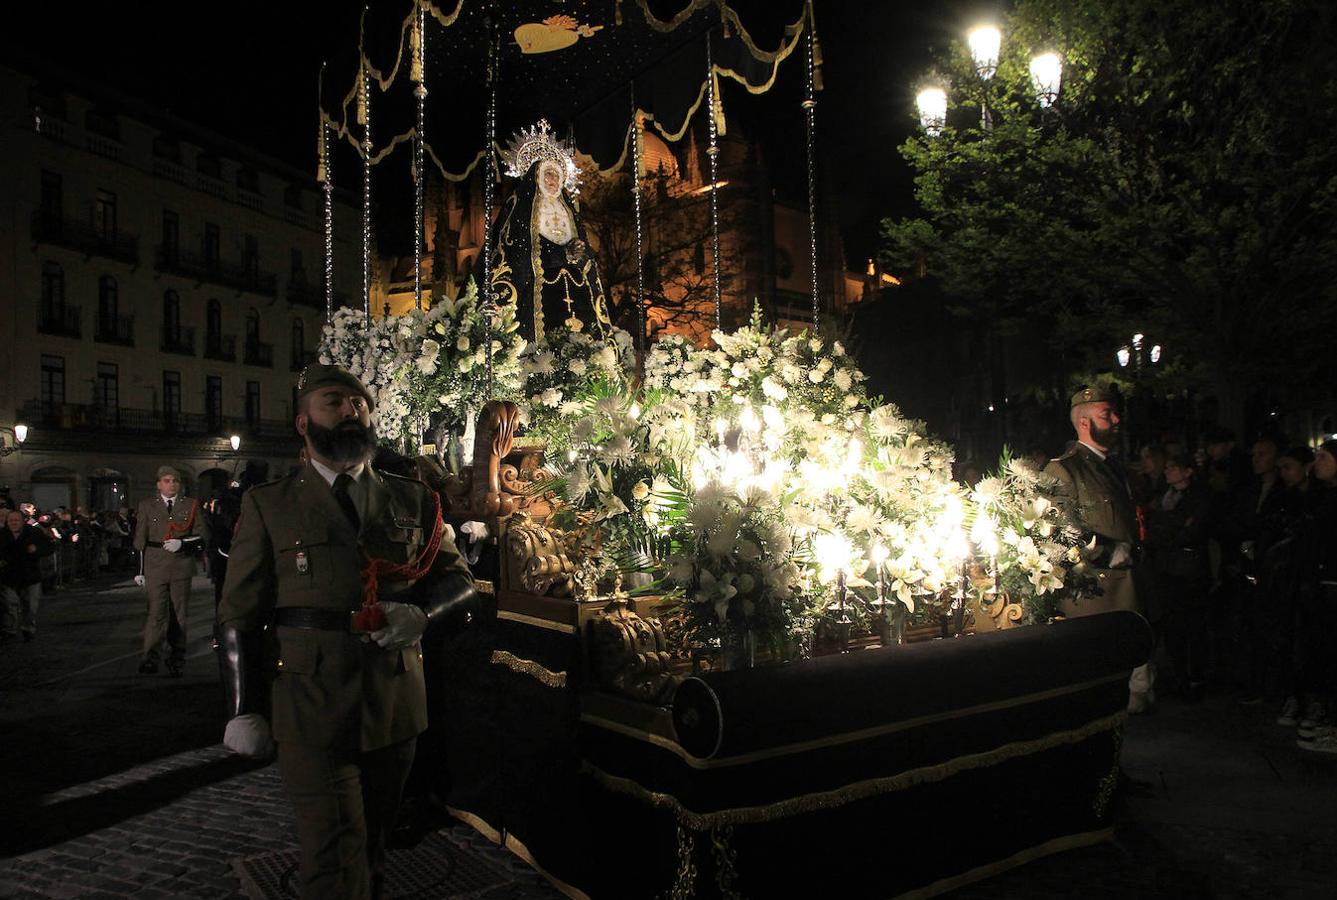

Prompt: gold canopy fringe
[322,0,815,182]
[582,710,1126,829]
[490,649,568,688]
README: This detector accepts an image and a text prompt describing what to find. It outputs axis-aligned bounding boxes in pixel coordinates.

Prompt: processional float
[314,3,1150,897]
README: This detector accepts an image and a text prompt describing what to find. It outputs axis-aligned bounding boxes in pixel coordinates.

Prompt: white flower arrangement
[318,279,525,451]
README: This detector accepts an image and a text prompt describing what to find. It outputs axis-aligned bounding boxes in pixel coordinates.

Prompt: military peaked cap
[297,363,375,410]
[1070,384,1116,408]
[156,465,181,479]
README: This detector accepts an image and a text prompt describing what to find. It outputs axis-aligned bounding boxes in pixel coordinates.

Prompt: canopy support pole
[412,1,427,312]
[481,26,499,399]
[360,51,373,323]
[631,86,646,356]
[706,32,722,332]
[803,19,820,332]
[319,63,334,325]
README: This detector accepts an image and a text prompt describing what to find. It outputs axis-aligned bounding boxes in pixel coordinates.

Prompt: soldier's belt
[274,607,372,634]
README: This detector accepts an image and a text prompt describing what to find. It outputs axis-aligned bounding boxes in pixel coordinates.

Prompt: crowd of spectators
[0,489,139,643]
[1117,428,1334,755]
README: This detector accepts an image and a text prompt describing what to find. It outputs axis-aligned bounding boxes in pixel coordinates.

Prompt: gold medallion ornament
[514,15,604,55]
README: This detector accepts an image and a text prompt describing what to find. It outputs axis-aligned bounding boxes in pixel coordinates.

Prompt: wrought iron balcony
[37,304,82,339]
[19,399,295,440]
[94,314,135,346]
[31,212,139,265]
[160,324,196,356]
[203,333,237,362]
[243,339,274,368]
[154,244,278,297]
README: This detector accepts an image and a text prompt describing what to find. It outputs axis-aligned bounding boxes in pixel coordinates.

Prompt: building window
[291,318,305,369]
[284,183,304,210]
[41,262,65,317]
[291,248,306,283]
[163,291,181,343]
[85,109,120,140]
[152,134,182,163]
[237,167,259,193]
[206,376,223,432]
[244,235,259,280]
[206,298,222,346]
[197,152,221,179]
[94,189,117,242]
[162,210,179,263]
[41,355,65,407]
[98,275,119,324]
[163,371,182,427]
[96,362,119,418]
[204,223,220,268]
[245,381,261,426]
[40,170,62,227]
[245,308,260,344]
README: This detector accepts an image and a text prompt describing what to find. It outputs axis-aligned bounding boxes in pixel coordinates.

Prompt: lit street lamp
[915,85,948,137]
[230,434,242,452]
[1,423,28,458]
[1029,52,1062,107]
[968,25,1001,80]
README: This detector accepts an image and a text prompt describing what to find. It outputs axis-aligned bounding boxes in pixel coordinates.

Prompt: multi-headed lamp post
[968,24,1001,128]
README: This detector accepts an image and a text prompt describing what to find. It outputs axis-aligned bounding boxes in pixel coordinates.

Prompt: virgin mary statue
[489,119,613,343]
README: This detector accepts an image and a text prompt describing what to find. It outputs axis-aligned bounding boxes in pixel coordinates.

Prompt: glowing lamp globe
[1029,53,1062,107]
[14,424,28,444]
[968,25,1001,80]
[230,434,242,451]
[915,86,948,137]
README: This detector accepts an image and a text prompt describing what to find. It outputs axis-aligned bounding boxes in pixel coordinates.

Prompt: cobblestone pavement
[2,574,1335,898]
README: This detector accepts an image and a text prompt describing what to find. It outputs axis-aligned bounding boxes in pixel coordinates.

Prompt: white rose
[631,480,651,501]
[808,368,825,384]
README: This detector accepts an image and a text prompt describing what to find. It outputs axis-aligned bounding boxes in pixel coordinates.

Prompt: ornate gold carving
[442,404,558,523]
[504,512,578,596]
[588,588,679,704]
[490,649,568,688]
[982,591,1027,631]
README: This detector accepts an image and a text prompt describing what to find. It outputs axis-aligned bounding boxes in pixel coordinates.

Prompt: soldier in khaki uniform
[217,364,476,900]
[1045,385,1154,711]
[134,465,210,676]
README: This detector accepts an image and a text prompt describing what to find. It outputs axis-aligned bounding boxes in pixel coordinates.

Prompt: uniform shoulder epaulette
[249,469,299,494]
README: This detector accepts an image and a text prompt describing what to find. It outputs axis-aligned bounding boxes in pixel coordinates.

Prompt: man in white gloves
[1045,385,1153,713]
[217,364,476,900]
[133,465,209,676]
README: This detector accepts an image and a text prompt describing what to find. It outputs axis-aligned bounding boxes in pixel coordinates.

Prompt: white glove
[163,538,183,552]
[460,520,489,543]
[370,600,428,651]
[224,713,274,759]
[134,574,146,587]
[1108,542,1132,569]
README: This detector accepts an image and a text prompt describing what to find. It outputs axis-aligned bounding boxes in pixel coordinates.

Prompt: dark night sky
[7,0,998,264]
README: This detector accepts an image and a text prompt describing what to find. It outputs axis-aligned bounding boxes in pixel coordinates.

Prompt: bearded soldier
[217,364,476,899]
[1046,385,1154,712]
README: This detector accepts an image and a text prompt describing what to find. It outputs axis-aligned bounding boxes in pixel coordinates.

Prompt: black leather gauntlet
[420,572,479,630]
[216,622,268,719]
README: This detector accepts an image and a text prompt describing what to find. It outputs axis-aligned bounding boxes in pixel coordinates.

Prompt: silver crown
[502,118,581,195]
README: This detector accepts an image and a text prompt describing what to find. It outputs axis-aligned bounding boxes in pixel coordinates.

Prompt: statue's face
[539,160,563,198]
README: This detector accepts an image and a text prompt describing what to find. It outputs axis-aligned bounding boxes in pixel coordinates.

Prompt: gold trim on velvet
[446,806,592,900]
[584,672,1130,769]
[490,649,568,688]
[582,711,1126,828]
[891,828,1115,899]
[496,609,577,633]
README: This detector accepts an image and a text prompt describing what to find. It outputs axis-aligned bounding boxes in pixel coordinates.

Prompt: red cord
[352,491,445,631]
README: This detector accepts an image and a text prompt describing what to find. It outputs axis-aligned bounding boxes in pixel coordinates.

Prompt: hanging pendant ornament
[706,32,722,333]
[803,16,820,333]
[413,0,427,312]
[480,26,499,400]
[630,87,646,356]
